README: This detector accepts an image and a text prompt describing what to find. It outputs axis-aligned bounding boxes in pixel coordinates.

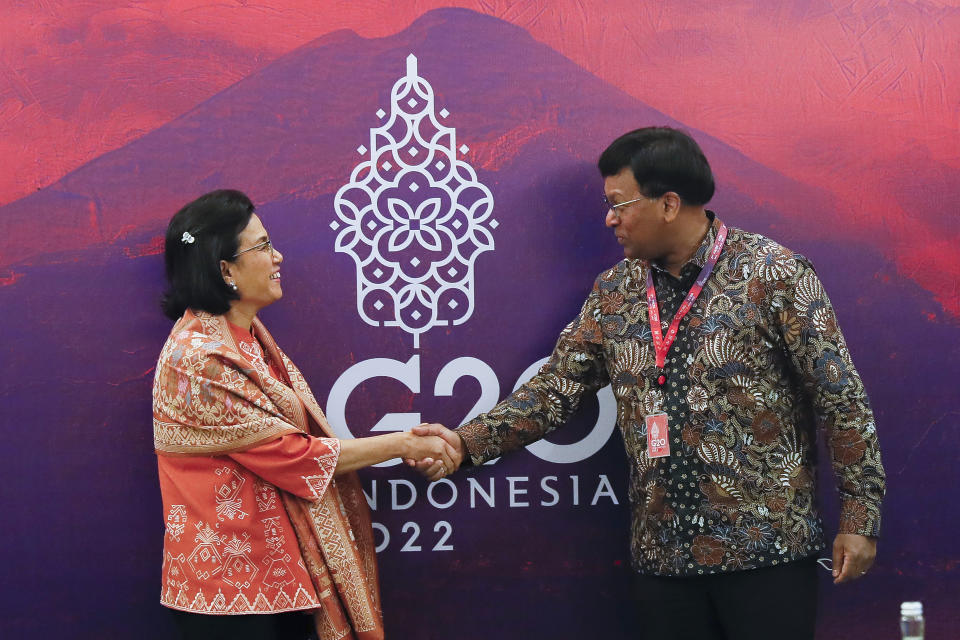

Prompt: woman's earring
[228,282,238,291]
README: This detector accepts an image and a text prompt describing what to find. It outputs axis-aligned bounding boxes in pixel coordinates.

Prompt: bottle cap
[900,601,923,615]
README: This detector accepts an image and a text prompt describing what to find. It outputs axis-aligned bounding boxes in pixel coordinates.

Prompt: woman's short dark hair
[598,127,715,206]
[161,189,255,320]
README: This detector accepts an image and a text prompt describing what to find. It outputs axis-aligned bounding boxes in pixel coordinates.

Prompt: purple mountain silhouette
[0,8,841,270]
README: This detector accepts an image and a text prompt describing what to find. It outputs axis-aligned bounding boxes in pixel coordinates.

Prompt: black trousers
[632,558,819,640]
[170,609,316,640]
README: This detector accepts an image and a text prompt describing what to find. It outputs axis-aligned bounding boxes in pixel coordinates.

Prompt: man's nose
[605,209,619,227]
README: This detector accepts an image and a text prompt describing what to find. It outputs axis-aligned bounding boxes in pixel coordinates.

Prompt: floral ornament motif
[778,309,802,344]
[765,494,788,513]
[611,340,648,389]
[754,243,797,281]
[747,278,767,304]
[332,54,497,347]
[704,332,747,368]
[703,417,726,435]
[601,313,626,336]
[600,291,626,314]
[814,351,850,393]
[736,302,762,327]
[698,315,727,335]
[181,231,196,244]
[831,428,868,465]
[793,279,828,333]
[750,409,782,444]
[667,540,688,573]
[793,270,838,333]
[735,518,776,551]
[704,294,737,329]
[385,198,444,252]
[839,499,870,532]
[686,386,709,412]
[691,535,726,566]
[681,425,702,448]
[640,388,664,415]
[699,442,744,504]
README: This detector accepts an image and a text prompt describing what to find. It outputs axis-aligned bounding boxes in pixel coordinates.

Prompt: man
[412,127,885,639]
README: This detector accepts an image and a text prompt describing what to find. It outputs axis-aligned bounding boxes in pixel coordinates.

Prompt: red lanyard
[646,223,727,380]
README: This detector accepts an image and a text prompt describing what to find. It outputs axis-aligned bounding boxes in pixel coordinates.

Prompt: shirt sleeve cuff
[455,421,492,466]
[838,497,882,537]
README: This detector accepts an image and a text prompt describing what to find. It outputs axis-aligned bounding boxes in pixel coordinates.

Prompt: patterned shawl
[153,309,383,639]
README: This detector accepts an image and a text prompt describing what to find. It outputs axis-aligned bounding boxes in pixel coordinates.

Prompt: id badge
[645,412,670,458]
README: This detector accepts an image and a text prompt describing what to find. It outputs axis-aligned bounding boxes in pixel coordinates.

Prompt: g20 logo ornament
[331,54,497,348]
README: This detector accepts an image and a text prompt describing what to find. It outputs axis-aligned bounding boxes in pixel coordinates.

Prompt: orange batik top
[153,310,383,639]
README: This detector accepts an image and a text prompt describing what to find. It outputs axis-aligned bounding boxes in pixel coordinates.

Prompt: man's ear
[661,192,682,223]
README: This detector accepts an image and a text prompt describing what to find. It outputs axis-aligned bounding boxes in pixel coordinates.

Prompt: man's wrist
[454,430,472,467]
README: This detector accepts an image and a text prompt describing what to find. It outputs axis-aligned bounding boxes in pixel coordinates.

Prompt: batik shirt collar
[649,210,719,275]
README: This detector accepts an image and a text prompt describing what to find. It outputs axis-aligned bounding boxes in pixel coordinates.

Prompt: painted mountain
[1,9,957,639]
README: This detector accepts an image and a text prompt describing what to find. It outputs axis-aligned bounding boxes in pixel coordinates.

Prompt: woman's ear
[220,259,233,285]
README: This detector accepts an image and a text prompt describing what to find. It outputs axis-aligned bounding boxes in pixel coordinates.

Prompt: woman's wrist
[392,431,415,460]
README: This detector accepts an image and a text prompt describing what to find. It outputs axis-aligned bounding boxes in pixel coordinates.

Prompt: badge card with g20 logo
[645,413,670,458]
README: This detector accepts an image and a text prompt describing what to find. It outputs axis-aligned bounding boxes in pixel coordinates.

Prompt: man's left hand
[831,533,877,584]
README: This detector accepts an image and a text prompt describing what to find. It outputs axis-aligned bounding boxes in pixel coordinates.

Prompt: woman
[153,190,456,640]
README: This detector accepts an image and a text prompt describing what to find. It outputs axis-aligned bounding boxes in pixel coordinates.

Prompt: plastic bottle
[900,601,924,640]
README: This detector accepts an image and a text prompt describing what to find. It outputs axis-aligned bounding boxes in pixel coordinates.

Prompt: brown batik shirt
[457,214,885,576]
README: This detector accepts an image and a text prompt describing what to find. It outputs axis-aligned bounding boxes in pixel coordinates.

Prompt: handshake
[401,423,465,482]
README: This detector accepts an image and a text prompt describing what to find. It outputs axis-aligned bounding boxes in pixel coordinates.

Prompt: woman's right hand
[335,431,460,477]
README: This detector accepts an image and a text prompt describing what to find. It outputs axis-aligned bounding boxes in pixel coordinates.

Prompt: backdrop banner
[1,6,958,639]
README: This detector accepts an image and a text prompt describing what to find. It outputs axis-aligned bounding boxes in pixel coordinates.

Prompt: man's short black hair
[161,189,255,320]
[598,127,715,206]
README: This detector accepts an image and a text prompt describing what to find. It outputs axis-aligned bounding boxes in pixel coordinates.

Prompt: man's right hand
[405,423,465,482]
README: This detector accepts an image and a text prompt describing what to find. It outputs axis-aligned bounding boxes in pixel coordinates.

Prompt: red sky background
[1,0,958,314]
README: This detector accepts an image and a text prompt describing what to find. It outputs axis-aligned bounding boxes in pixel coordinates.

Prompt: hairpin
[181,231,196,244]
